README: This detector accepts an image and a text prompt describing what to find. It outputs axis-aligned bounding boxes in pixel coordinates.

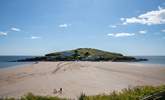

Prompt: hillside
[17,48,147,62]
[45,48,123,60]
[45,48,136,61]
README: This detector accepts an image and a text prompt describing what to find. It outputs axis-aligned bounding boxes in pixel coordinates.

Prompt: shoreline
[0,61,165,99]
[0,62,35,70]
[1,61,165,70]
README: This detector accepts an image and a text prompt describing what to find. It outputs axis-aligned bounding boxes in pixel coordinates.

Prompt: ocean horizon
[0,56,165,69]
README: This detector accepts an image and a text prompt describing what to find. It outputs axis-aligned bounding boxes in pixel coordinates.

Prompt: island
[17,48,147,62]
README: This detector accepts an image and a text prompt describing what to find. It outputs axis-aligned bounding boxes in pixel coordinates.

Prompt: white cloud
[158,6,163,10]
[109,25,117,28]
[31,36,41,39]
[161,29,165,32]
[121,7,165,25]
[0,32,7,36]
[59,24,71,28]
[139,30,147,34]
[107,33,114,36]
[107,32,135,37]
[11,27,21,32]
[120,18,125,21]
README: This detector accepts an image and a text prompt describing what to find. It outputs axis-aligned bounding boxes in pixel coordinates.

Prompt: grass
[46,48,123,58]
[80,85,165,100]
[0,93,66,100]
[1,85,165,100]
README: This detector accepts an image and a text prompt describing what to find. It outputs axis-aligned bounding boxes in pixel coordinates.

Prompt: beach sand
[0,61,165,99]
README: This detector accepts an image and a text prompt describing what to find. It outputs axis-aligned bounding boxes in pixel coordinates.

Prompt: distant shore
[0,61,165,99]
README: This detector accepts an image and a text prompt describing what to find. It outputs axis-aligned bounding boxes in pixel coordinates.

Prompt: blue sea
[0,56,36,69]
[134,56,165,65]
[0,56,165,69]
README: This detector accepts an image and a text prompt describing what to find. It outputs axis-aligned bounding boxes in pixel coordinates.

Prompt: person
[53,89,57,94]
[59,88,62,94]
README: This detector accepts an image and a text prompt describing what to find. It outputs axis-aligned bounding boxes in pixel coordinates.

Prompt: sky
[0,0,165,56]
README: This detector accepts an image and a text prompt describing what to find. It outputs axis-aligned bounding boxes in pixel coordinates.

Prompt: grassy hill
[18,48,146,62]
[46,48,123,57]
[45,48,136,61]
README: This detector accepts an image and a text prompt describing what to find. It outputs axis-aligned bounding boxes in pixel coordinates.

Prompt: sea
[0,56,36,69]
[0,56,165,69]
[134,56,165,65]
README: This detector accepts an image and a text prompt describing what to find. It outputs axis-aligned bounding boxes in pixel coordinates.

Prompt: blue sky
[0,0,165,56]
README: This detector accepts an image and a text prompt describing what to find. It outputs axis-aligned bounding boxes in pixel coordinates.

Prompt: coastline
[0,62,35,70]
[0,61,165,99]
[125,61,165,67]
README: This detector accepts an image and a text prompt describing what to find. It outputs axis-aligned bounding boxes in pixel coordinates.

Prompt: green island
[17,48,147,62]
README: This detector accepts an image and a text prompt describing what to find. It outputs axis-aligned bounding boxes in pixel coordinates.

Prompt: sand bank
[0,61,165,99]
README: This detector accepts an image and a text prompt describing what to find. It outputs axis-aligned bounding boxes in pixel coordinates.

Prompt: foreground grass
[1,85,165,100]
[80,85,165,100]
[1,93,66,100]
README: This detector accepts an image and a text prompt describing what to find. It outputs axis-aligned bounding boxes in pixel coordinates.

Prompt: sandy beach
[0,61,165,99]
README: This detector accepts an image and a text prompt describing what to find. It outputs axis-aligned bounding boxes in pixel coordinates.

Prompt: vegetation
[17,48,147,62]
[46,48,123,57]
[1,85,165,100]
[80,85,165,100]
[0,93,66,100]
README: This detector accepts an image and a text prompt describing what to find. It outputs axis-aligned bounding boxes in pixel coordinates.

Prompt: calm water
[134,56,165,65]
[0,56,165,69]
[0,56,35,69]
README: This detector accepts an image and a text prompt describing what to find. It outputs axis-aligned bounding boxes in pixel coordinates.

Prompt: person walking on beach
[59,88,62,94]
[53,88,63,94]
[53,89,57,94]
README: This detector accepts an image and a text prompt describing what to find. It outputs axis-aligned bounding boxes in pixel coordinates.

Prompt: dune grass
[1,93,66,100]
[79,85,165,100]
[1,85,165,100]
